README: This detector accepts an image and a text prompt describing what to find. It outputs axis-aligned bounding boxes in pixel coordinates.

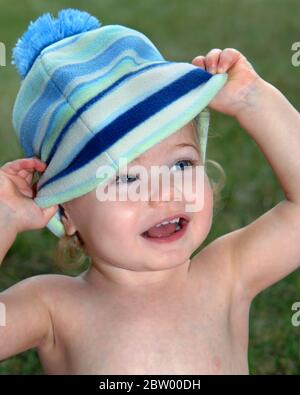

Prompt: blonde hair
[55,111,226,268]
[190,113,226,214]
[54,228,88,270]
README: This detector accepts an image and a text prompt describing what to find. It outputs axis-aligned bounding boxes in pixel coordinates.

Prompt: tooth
[154,217,181,228]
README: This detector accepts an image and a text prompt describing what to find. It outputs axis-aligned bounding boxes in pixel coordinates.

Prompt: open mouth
[141,216,189,243]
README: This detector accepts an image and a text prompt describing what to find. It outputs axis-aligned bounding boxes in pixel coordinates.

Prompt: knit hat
[11,9,228,238]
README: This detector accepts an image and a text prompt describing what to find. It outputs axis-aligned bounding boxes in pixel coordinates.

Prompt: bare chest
[43,285,249,374]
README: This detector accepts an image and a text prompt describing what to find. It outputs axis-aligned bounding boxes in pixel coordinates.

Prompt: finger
[0,169,37,195]
[2,159,45,187]
[19,186,34,198]
[204,48,223,73]
[217,48,242,73]
[17,169,35,184]
[1,157,47,174]
[191,55,206,70]
[1,169,34,190]
[18,165,44,185]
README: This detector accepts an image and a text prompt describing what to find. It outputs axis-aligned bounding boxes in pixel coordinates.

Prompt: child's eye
[115,174,139,184]
[171,159,195,172]
[115,160,196,184]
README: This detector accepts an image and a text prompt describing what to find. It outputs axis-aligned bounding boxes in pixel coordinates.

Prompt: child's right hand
[0,157,58,233]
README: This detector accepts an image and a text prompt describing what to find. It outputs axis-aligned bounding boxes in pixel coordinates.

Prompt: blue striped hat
[12,9,228,237]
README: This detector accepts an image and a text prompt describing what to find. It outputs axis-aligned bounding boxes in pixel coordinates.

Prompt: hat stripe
[15,28,160,135]
[39,67,211,189]
[14,27,125,129]
[42,25,160,74]
[38,62,194,185]
[14,32,98,131]
[41,33,84,55]
[42,62,169,162]
[34,55,165,157]
[19,34,163,156]
[48,35,162,90]
[42,62,198,173]
[42,32,84,56]
[35,73,226,207]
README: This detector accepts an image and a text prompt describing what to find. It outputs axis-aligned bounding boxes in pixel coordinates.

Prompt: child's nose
[147,173,180,206]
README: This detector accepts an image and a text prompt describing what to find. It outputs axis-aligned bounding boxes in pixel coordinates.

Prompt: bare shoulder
[29,272,80,289]
[193,200,300,301]
[189,234,242,300]
[0,272,82,314]
[190,234,234,276]
[7,272,79,293]
[21,272,84,302]
[0,273,81,361]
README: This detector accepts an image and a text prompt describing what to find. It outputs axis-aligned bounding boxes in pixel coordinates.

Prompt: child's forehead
[132,123,198,164]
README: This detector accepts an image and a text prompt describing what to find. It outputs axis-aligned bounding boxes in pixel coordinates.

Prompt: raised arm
[226,78,300,299]
[192,49,300,300]
[0,158,58,360]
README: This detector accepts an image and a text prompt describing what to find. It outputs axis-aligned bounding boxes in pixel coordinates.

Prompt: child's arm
[192,49,300,299]
[0,209,18,264]
[0,274,54,361]
[228,79,300,299]
[226,82,300,297]
[0,158,58,361]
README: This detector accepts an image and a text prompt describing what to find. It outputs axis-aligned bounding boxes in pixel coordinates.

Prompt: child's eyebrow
[131,142,199,164]
[173,142,200,154]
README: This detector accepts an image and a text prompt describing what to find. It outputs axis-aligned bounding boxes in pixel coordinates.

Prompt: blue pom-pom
[12,8,101,79]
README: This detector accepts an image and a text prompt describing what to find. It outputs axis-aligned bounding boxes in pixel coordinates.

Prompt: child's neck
[81,257,192,292]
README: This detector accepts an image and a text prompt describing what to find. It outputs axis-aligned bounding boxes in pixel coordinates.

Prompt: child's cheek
[190,174,214,243]
[100,201,140,238]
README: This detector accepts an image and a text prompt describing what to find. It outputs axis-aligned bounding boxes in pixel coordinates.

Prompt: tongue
[146,223,177,238]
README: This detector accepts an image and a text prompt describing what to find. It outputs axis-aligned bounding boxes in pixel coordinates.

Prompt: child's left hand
[191,48,264,117]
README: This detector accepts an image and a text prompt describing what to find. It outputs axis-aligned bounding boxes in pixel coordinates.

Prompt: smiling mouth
[141,217,189,239]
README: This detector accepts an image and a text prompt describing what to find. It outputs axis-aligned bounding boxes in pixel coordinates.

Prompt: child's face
[61,120,213,274]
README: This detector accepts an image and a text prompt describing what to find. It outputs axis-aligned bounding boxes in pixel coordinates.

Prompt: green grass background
[0,0,299,374]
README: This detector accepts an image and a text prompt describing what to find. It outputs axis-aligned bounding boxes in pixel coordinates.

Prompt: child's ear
[59,204,77,236]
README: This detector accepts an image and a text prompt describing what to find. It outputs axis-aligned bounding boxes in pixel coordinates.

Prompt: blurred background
[0,0,299,374]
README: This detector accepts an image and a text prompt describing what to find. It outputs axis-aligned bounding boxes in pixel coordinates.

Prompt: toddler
[0,9,299,374]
